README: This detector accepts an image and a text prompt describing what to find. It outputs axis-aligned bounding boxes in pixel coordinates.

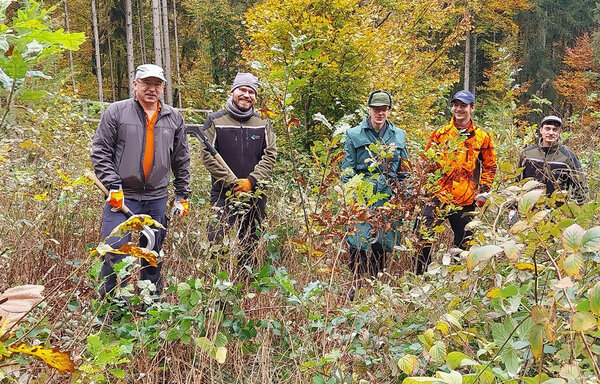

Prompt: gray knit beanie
[230,72,258,95]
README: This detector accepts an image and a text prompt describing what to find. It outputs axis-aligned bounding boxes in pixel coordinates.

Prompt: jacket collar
[537,138,561,154]
[360,116,395,139]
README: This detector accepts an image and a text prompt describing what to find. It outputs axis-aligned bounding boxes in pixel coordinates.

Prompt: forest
[1,0,600,382]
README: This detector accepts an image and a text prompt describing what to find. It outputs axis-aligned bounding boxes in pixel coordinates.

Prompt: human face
[369,106,390,129]
[540,123,562,147]
[133,77,164,108]
[451,100,475,126]
[232,86,256,111]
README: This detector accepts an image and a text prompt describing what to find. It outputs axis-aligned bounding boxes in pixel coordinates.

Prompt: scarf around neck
[226,97,255,121]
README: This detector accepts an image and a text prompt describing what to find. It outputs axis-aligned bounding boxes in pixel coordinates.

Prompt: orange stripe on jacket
[143,102,161,180]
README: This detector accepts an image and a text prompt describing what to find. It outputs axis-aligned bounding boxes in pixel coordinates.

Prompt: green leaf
[518,189,544,215]
[562,224,585,253]
[437,370,462,384]
[499,285,518,298]
[529,324,544,360]
[429,341,446,362]
[214,332,228,348]
[502,347,520,375]
[581,226,600,252]
[108,368,125,378]
[499,162,515,174]
[563,253,583,277]
[466,245,503,271]
[446,351,477,370]
[590,282,600,315]
[0,52,27,79]
[397,354,419,375]
[572,311,596,331]
[196,336,211,352]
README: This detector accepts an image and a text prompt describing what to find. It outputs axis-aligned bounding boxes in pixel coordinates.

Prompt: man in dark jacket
[518,115,587,204]
[199,72,277,266]
[341,90,409,285]
[91,64,191,298]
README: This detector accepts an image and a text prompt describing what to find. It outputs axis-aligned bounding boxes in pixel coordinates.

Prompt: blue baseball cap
[451,90,475,104]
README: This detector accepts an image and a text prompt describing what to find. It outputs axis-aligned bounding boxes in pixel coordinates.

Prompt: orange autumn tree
[554,33,600,126]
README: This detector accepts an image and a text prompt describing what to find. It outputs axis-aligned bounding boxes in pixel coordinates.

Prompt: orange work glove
[233,178,253,193]
[171,199,189,218]
[107,185,123,211]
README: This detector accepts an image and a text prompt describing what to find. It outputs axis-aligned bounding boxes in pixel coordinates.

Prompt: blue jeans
[99,197,167,298]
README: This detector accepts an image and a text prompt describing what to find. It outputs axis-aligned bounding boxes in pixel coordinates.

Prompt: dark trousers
[208,193,266,266]
[348,244,387,278]
[416,197,474,275]
[99,197,167,298]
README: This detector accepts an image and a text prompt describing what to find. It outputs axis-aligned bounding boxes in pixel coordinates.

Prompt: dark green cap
[367,90,392,107]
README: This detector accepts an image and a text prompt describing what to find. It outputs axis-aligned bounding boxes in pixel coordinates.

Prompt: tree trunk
[107,34,116,101]
[172,0,182,107]
[63,0,76,94]
[463,29,471,91]
[151,0,162,66]
[161,0,173,105]
[91,0,103,101]
[125,0,135,97]
[470,33,477,94]
[137,0,147,63]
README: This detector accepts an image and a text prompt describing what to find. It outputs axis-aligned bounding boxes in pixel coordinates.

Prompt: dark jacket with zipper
[200,108,277,204]
[518,140,587,204]
[91,97,191,200]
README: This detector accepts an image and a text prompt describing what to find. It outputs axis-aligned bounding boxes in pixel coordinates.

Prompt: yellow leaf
[0,154,6,162]
[215,347,227,364]
[514,262,535,272]
[107,215,164,239]
[8,343,75,373]
[397,354,419,375]
[311,250,323,258]
[485,287,500,299]
[55,169,71,184]
[114,243,158,267]
[33,193,50,201]
[19,139,36,149]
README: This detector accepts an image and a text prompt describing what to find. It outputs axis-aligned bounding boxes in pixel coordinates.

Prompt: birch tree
[125,0,135,96]
[91,0,103,101]
[161,0,173,105]
[151,0,162,66]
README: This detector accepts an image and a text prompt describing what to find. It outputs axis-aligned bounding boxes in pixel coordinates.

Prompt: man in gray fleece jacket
[91,64,191,299]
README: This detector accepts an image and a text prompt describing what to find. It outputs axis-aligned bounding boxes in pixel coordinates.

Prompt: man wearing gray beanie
[199,72,277,269]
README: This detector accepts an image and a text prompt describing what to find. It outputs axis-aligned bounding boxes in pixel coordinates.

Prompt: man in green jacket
[199,72,277,266]
[518,115,587,204]
[341,90,409,291]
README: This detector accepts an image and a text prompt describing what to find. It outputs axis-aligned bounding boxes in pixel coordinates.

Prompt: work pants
[208,193,266,267]
[416,197,474,275]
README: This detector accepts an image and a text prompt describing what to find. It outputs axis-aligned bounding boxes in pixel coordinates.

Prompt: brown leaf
[287,118,300,127]
[259,107,278,119]
[0,285,44,337]
[114,243,158,267]
[8,343,75,373]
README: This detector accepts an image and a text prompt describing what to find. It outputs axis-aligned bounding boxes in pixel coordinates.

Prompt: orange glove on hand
[233,178,253,193]
[171,199,189,218]
[107,185,123,211]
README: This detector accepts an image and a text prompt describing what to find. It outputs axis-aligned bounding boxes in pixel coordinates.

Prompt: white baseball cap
[135,64,166,82]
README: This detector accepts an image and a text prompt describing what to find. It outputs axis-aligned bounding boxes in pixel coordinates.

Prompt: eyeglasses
[138,79,165,89]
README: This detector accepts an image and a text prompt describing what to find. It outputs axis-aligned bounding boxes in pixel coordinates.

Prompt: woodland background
[1,0,600,383]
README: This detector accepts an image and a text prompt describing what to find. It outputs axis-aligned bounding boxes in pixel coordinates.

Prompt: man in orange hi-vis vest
[416,90,497,275]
